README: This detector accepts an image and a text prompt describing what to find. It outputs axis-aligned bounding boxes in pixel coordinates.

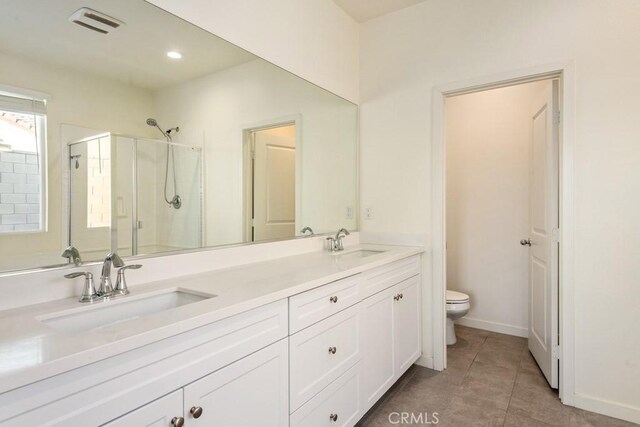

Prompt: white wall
[146,0,360,103]
[153,59,358,247]
[360,0,640,422]
[446,82,547,337]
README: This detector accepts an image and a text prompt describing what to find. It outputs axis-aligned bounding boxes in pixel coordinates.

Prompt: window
[0,92,47,233]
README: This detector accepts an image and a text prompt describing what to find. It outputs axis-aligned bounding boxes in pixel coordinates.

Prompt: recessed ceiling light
[166,51,182,59]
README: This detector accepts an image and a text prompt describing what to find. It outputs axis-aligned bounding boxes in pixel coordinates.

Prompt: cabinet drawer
[290,362,362,427]
[289,304,361,411]
[289,273,362,333]
[103,389,183,427]
[362,255,420,298]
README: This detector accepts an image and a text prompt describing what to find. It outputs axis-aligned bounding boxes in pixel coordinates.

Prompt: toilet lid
[446,290,469,303]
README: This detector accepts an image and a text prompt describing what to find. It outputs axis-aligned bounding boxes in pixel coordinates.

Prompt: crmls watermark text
[388,412,439,424]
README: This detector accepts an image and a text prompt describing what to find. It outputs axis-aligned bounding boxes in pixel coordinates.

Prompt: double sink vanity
[0,243,423,426]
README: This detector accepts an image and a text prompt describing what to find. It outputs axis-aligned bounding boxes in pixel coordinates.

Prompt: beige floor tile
[504,411,550,426]
[437,395,507,427]
[509,380,572,426]
[474,345,523,371]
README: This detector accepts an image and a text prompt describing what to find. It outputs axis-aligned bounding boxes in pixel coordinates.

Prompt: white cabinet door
[183,339,289,427]
[103,390,183,427]
[393,275,421,375]
[360,285,396,413]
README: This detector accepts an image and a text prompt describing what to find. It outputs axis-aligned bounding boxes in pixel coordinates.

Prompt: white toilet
[446,290,470,345]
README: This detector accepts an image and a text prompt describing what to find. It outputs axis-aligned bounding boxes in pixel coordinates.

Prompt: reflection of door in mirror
[246,124,296,242]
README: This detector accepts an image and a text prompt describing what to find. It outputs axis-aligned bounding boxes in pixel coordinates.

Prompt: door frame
[242,115,302,242]
[431,62,575,404]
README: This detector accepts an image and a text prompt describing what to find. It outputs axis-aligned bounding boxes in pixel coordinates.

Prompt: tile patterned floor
[358,325,637,427]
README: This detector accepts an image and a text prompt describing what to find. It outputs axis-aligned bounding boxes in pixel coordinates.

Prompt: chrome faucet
[300,226,315,236]
[99,253,124,297]
[326,228,350,252]
[61,246,82,266]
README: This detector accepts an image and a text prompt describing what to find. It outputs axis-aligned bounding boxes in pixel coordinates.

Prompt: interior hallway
[358,326,636,426]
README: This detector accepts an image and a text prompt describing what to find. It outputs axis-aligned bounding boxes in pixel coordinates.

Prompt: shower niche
[68,133,202,259]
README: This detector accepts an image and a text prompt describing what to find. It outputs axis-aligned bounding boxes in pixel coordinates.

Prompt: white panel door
[183,339,289,427]
[360,284,396,412]
[253,125,296,241]
[527,80,560,388]
[393,275,422,375]
[103,390,183,427]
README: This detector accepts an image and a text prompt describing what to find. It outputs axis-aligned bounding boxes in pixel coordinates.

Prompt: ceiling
[0,0,256,91]
[332,0,428,23]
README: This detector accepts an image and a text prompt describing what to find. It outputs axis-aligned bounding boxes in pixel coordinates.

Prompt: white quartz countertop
[0,244,423,394]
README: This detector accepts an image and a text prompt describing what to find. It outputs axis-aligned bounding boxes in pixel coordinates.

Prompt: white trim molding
[431,61,576,404]
[455,318,528,339]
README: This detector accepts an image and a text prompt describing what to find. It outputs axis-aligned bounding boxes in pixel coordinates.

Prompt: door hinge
[553,111,561,124]
[251,218,256,227]
[552,345,560,360]
[552,228,560,243]
[251,151,256,160]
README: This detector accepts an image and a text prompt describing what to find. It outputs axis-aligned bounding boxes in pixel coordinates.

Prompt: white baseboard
[455,317,528,338]
[573,393,640,424]
[415,355,434,370]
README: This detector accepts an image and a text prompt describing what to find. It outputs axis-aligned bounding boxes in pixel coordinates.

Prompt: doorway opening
[444,76,561,388]
[243,122,296,243]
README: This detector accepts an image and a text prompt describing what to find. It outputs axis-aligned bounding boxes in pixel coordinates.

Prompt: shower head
[146,118,157,127]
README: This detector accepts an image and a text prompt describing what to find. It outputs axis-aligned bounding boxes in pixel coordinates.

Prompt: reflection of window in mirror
[0,91,47,233]
[86,137,111,229]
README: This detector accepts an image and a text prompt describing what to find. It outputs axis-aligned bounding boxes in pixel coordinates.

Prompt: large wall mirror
[0,0,358,273]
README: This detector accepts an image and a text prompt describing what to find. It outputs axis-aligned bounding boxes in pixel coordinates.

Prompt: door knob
[190,406,203,418]
[520,238,532,246]
[171,417,185,427]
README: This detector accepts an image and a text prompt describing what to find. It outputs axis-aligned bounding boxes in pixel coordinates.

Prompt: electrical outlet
[346,206,354,219]
[365,207,374,220]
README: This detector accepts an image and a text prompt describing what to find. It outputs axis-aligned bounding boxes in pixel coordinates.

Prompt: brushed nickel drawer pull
[190,406,203,418]
[328,346,337,354]
[329,295,338,303]
[330,413,338,422]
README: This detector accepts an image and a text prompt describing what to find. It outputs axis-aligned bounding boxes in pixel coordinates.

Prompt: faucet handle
[114,264,142,296]
[65,271,98,303]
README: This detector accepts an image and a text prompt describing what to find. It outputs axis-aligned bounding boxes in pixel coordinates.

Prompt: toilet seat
[446,290,469,304]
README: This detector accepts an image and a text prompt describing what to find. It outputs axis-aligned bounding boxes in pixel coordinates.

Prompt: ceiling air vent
[69,8,124,35]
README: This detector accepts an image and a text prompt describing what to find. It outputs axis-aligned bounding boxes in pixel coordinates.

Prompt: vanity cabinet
[361,275,421,413]
[289,255,422,426]
[0,253,422,427]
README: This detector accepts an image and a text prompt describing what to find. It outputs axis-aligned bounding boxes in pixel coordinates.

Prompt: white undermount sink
[38,289,216,333]
[337,249,385,258]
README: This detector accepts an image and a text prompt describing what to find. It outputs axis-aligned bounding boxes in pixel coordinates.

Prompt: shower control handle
[520,238,532,246]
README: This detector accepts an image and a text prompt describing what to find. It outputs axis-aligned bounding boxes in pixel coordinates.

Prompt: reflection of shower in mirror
[146,118,181,209]
[70,154,81,169]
